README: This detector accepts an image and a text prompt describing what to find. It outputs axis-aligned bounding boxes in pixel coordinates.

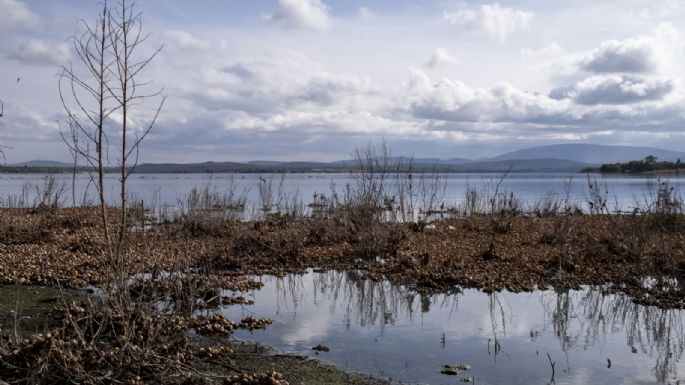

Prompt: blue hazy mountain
[9,144,684,173]
[9,160,76,168]
[489,144,685,164]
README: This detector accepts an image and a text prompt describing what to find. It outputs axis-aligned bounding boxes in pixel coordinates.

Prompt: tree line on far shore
[584,155,685,174]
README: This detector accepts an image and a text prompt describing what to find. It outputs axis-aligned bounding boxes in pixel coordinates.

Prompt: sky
[1,0,684,163]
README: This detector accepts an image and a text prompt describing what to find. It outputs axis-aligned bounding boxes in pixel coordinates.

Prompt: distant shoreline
[0,162,592,174]
[589,169,684,176]
[0,168,589,174]
[583,156,685,175]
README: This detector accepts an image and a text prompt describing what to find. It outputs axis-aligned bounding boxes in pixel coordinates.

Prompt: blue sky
[1,0,685,163]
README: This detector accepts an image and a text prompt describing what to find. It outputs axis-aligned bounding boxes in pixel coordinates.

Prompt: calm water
[223,270,684,385]
[1,172,684,214]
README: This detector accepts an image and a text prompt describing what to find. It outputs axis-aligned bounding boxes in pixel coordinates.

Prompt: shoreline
[223,342,393,385]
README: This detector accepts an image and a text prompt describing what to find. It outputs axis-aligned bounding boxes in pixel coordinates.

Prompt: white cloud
[521,43,563,59]
[551,75,674,105]
[163,30,210,50]
[443,3,533,41]
[579,24,681,74]
[0,104,59,142]
[195,51,373,113]
[403,69,685,135]
[358,7,371,18]
[0,0,40,31]
[264,0,331,30]
[162,49,408,142]
[8,39,69,65]
[580,39,658,74]
[3,0,685,162]
[405,68,568,124]
[427,47,460,68]
[638,0,683,19]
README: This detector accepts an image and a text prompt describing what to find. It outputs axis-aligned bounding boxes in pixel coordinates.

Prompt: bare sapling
[418,166,448,222]
[107,0,166,289]
[393,155,415,222]
[585,174,609,214]
[60,0,165,294]
[351,140,392,215]
[481,169,519,261]
[59,1,115,271]
[347,141,403,258]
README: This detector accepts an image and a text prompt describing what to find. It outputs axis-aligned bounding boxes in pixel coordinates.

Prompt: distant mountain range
[11,160,76,168]
[491,144,685,164]
[4,144,684,173]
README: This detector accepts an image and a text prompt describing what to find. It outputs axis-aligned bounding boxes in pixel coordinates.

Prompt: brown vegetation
[0,205,683,307]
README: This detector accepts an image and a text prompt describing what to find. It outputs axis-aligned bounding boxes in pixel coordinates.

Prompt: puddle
[0,285,84,337]
[221,270,684,385]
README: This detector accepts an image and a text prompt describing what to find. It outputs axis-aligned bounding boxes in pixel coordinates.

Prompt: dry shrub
[0,300,192,385]
[0,209,54,245]
[173,182,247,238]
[344,210,406,259]
[305,219,347,246]
[230,221,303,264]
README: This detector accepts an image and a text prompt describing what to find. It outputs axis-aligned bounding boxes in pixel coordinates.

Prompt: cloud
[3,1,685,163]
[358,7,371,18]
[193,51,373,114]
[160,50,410,144]
[264,0,331,30]
[580,39,658,74]
[402,69,685,136]
[427,47,459,68]
[521,43,563,59]
[8,39,69,65]
[579,24,681,74]
[405,68,567,124]
[551,75,674,105]
[0,0,40,31]
[163,30,210,50]
[638,0,683,19]
[443,3,533,41]
[0,105,59,142]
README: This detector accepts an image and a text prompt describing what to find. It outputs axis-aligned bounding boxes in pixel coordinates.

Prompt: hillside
[9,143,685,174]
[491,144,685,164]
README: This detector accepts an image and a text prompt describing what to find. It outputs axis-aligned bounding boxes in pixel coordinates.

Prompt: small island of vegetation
[584,155,685,174]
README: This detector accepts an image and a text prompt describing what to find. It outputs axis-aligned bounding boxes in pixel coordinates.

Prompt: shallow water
[222,270,685,385]
[2,172,685,214]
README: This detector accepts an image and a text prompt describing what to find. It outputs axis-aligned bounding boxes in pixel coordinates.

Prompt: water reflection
[223,270,684,385]
[271,271,461,333]
[541,288,685,383]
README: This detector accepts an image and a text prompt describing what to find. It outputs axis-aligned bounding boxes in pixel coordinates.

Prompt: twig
[546,352,556,384]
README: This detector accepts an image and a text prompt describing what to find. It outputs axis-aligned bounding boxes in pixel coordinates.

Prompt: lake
[223,270,684,385]
[1,172,684,216]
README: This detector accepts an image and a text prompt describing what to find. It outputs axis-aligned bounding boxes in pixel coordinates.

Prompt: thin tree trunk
[98,2,113,265]
[116,0,129,270]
